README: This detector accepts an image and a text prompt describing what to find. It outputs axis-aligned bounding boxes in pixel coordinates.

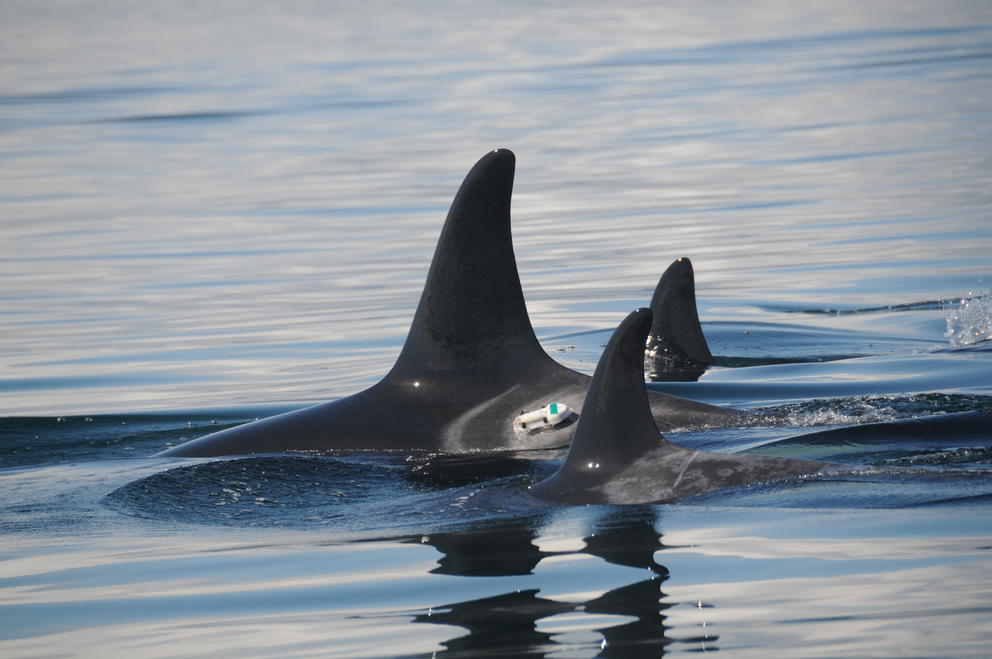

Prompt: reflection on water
[662,553,992,658]
[2,450,991,656]
[414,517,552,577]
[412,590,575,658]
[2,2,990,415]
[582,509,669,572]
[404,509,676,658]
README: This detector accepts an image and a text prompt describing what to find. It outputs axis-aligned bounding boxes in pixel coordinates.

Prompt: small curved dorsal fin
[647,257,715,366]
[389,149,548,374]
[563,308,669,473]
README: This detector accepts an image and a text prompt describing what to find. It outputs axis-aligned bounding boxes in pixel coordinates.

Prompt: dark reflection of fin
[413,516,553,577]
[582,508,669,575]
[411,589,575,659]
[646,258,715,382]
[586,578,676,658]
[580,509,676,657]
[402,509,697,658]
[408,578,680,659]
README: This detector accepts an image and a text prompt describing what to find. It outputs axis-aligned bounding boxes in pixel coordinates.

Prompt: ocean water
[2,1,992,657]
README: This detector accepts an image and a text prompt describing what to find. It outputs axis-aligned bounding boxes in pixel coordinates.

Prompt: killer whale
[531,308,830,504]
[159,150,740,457]
[646,257,715,382]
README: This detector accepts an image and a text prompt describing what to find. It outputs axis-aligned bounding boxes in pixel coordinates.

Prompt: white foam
[945,291,992,348]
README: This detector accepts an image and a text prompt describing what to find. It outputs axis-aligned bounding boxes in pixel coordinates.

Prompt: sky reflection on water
[1,1,990,415]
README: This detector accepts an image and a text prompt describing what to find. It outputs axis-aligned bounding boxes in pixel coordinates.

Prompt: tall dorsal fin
[390,149,547,374]
[647,257,715,365]
[563,308,669,473]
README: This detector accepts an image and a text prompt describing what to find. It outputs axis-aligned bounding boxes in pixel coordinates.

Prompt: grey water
[2,1,992,657]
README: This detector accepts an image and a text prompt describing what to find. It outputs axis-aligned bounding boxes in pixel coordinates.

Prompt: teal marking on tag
[549,403,558,415]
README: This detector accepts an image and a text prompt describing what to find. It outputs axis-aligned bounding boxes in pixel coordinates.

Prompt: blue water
[2,1,992,656]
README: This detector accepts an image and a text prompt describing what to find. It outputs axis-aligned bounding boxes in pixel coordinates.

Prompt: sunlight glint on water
[946,292,992,347]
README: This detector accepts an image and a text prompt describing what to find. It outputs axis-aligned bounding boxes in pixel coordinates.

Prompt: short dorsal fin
[390,149,548,374]
[533,308,830,504]
[564,308,667,472]
[647,257,715,365]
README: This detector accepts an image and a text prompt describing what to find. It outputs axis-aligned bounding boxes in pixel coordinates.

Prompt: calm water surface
[1,2,991,657]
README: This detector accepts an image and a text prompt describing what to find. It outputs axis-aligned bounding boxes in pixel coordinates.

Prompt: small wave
[94,110,259,124]
[105,454,543,534]
[886,446,992,467]
[945,291,992,348]
[751,393,992,428]
[106,455,458,528]
[772,299,955,315]
[714,354,865,368]
[915,491,992,507]
[0,413,260,469]
[107,456,385,526]
[689,469,992,509]
[745,411,992,470]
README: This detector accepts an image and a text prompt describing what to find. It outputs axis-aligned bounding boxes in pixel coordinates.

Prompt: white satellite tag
[512,402,571,433]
